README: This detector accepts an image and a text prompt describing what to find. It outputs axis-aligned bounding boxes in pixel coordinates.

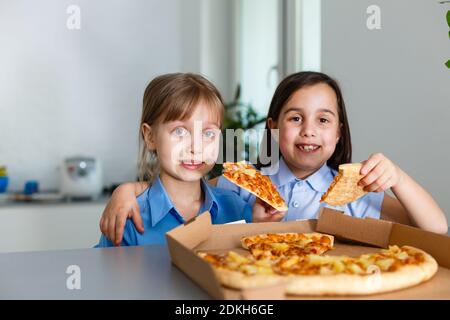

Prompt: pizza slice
[241,232,334,259]
[320,163,367,206]
[222,161,288,211]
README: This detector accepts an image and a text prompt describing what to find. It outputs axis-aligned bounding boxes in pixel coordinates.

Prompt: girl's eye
[319,118,330,123]
[290,116,302,123]
[173,127,188,137]
[203,130,216,139]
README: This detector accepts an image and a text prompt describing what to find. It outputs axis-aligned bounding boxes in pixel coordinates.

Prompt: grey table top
[0,245,210,299]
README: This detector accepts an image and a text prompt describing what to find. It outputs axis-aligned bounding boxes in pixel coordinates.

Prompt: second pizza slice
[320,163,367,206]
[222,161,288,211]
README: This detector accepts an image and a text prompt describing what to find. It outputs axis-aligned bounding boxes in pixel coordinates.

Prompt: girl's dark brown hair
[258,71,352,171]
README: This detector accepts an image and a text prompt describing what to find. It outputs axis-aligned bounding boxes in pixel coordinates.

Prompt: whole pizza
[198,232,438,296]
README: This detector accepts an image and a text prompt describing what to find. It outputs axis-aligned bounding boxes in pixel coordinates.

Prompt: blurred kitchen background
[0,0,449,253]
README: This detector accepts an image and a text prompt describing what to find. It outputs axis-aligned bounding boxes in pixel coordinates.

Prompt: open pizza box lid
[166,207,450,299]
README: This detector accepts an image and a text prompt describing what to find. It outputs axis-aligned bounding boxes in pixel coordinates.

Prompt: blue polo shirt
[217,157,384,221]
[96,176,252,247]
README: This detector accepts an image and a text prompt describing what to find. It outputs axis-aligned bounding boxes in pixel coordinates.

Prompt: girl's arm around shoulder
[99,182,148,246]
[95,218,137,247]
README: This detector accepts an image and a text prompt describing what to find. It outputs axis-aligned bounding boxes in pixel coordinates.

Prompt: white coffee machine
[59,156,103,200]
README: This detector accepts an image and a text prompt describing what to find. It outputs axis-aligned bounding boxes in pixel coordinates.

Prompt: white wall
[0,0,234,192]
[239,0,279,116]
[198,0,235,101]
[321,0,450,220]
[298,0,321,72]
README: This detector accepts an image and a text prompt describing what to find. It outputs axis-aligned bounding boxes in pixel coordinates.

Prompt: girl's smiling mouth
[180,160,204,170]
[296,143,321,153]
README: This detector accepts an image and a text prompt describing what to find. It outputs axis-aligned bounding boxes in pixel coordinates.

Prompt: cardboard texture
[166,207,450,299]
[316,208,393,248]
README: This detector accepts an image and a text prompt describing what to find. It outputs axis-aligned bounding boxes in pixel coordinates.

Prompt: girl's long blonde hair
[138,73,224,182]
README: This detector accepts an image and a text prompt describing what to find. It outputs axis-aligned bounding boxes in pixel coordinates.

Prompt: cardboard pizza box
[166,207,450,299]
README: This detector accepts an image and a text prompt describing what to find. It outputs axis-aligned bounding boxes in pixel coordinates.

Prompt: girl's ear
[267,117,277,129]
[142,123,157,150]
[267,117,280,143]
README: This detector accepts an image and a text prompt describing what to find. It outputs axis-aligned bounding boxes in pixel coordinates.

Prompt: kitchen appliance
[59,156,103,200]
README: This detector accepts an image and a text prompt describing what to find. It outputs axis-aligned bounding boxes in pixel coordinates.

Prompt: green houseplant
[438,2,450,67]
[209,85,266,178]
[446,10,450,68]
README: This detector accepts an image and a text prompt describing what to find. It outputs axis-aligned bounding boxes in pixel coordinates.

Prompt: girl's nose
[190,132,203,154]
[300,121,316,137]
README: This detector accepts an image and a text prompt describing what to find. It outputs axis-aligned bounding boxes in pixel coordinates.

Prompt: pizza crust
[215,268,286,290]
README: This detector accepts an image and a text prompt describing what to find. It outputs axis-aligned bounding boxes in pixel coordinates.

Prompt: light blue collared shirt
[96,176,252,247]
[217,157,384,221]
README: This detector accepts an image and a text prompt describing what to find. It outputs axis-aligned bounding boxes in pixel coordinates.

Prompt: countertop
[0,245,209,299]
[0,194,110,208]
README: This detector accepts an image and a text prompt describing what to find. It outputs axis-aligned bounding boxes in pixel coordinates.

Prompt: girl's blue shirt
[96,176,252,247]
